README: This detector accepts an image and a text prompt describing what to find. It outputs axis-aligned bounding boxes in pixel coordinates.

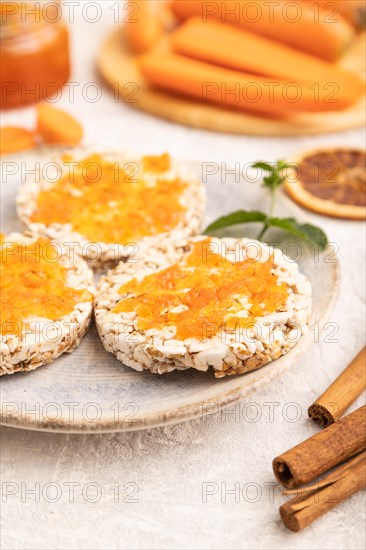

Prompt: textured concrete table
[1,5,365,549]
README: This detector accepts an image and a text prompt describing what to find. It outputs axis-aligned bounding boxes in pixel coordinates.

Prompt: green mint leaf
[254,160,291,192]
[268,218,328,250]
[205,210,267,233]
[297,223,329,251]
[277,160,292,170]
[252,162,273,172]
[264,173,283,189]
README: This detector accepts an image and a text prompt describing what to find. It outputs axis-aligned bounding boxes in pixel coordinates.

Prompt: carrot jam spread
[142,153,171,173]
[0,236,91,336]
[113,239,289,340]
[30,153,188,244]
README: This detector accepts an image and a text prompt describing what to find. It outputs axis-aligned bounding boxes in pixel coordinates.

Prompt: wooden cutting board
[97,28,366,136]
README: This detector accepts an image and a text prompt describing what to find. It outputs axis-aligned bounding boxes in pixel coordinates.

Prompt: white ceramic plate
[0,154,339,432]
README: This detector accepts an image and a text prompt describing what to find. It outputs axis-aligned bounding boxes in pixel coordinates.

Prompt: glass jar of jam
[0,1,70,109]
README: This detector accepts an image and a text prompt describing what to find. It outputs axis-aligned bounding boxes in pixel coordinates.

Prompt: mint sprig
[205,160,328,251]
[204,211,267,232]
[253,159,291,216]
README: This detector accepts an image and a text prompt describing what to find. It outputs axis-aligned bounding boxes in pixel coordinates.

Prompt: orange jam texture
[0,236,92,336]
[142,153,171,173]
[30,153,188,244]
[113,239,289,340]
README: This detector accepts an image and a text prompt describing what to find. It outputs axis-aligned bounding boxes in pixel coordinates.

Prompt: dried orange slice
[285,148,366,220]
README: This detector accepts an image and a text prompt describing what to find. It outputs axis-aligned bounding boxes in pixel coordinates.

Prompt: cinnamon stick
[280,451,366,532]
[308,347,366,427]
[273,405,366,488]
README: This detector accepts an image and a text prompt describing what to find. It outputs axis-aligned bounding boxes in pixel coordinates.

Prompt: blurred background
[1,0,364,161]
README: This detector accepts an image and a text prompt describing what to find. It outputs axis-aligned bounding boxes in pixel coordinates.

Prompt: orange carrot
[337,0,365,30]
[138,53,359,116]
[36,104,83,145]
[0,127,35,155]
[300,1,365,31]
[171,18,365,102]
[125,0,163,53]
[171,0,355,61]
